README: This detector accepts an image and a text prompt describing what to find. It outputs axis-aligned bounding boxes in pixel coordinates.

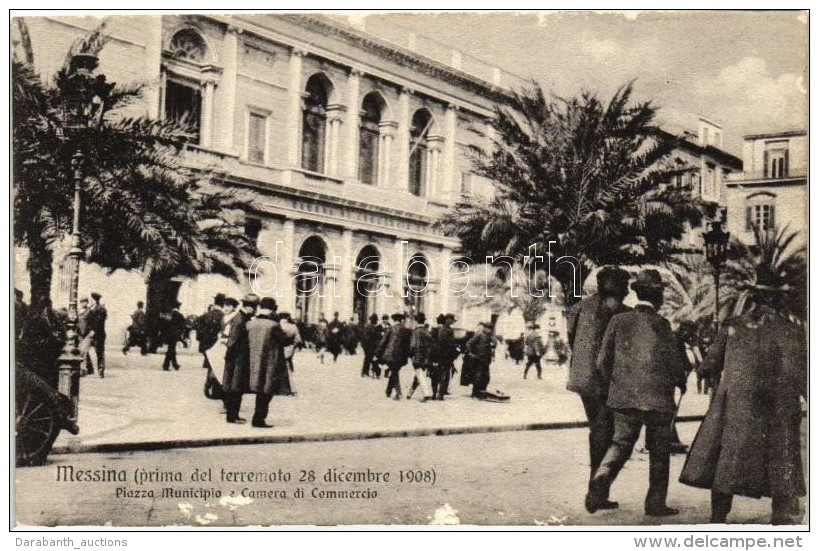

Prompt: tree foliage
[438,82,706,305]
[13,19,260,315]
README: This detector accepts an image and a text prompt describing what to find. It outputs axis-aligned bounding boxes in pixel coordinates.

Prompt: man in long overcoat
[377,313,411,399]
[407,313,434,401]
[222,294,258,424]
[246,297,290,428]
[586,269,688,517]
[680,274,807,525]
[566,266,631,508]
[465,321,495,399]
[360,313,383,377]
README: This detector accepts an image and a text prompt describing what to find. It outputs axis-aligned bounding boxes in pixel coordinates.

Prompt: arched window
[302,75,330,173]
[359,94,384,185]
[404,253,429,315]
[168,29,208,62]
[409,110,432,196]
[295,236,327,324]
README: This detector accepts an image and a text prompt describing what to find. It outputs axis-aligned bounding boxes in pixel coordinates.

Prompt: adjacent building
[723,130,807,252]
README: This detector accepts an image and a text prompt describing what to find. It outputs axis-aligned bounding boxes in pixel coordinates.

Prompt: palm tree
[438,82,705,305]
[723,225,807,322]
[13,19,260,317]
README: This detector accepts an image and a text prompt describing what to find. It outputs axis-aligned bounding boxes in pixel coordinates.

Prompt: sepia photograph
[10,8,808,533]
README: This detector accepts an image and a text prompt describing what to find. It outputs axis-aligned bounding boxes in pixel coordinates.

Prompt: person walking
[585,269,688,517]
[196,294,226,368]
[566,266,631,509]
[407,313,434,402]
[327,312,343,363]
[523,322,545,380]
[162,301,186,371]
[377,313,411,400]
[679,270,807,525]
[465,321,495,399]
[87,292,108,377]
[278,312,302,374]
[123,301,148,356]
[222,294,258,424]
[360,313,383,378]
[246,297,289,428]
[315,314,328,364]
[432,313,459,400]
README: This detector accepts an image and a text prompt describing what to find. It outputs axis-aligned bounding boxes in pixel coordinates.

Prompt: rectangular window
[164,80,201,144]
[704,165,716,197]
[746,204,776,232]
[247,112,267,165]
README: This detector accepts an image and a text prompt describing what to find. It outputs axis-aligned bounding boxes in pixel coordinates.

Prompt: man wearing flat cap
[222,293,259,423]
[586,269,688,517]
[87,292,108,377]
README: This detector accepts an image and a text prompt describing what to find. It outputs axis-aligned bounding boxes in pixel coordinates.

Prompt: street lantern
[56,52,110,422]
[703,220,730,331]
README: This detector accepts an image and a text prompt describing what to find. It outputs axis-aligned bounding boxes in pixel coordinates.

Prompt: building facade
[14,14,527,342]
[723,130,807,252]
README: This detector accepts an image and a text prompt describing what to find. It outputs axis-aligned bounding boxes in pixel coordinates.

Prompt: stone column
[143,15,163,119]
[427,137,444,198]
[340,229,355,319]
[438,246,453,316]
[379,121,398,186]
[394,239,407,313]
[287,49,306,166]
[326,105,346,177]
[396,88,412,192]
[345,69,362,180]
[442,104,458,201]
[281,219,296,313]
[199,79,217,148]
[215,25,240,154]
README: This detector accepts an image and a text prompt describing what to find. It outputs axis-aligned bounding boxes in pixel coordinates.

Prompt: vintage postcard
[11,9,808,532]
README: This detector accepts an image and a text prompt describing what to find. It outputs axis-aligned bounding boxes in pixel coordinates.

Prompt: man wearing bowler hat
[222,293,259,423]
[586,269,688,517]
[360,313,383,378]
[246,297,287,428]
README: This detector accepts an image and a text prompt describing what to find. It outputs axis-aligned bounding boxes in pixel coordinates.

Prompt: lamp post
[703,220,731,332]
[56,53,110,422]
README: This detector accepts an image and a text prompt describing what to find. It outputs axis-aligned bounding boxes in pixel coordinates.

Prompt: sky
[347,10,807,156]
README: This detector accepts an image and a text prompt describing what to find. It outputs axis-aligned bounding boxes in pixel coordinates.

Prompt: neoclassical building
[15,14,524,340]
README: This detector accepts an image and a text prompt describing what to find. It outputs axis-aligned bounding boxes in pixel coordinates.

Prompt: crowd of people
[565,266,806,525]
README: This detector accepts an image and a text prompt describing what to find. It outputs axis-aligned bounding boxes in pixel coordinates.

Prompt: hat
[415,312,426,324]
[259,297,278,311]
[445,313,457,323]
[90,292,102,301]
[436,314,447,324]
[478,321,492,328]
[598,266,631,296]
[214,293,226,306]
[381,314,390,321]
[369,313,380,323]
[279,312,292,321]
[242,293,260,306]
[391,312,406,321]
[224,297,239,308]
[630,269,664,292]
[173,300,182,308]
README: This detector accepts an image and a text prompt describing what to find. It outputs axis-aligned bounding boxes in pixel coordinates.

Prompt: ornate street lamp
[703,220,730,332]
[56,53,111,421]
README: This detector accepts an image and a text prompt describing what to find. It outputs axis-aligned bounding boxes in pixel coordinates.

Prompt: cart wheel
[15,388,60,467]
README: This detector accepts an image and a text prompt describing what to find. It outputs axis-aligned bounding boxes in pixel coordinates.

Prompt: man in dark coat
[586,269,688,517]
[222,294,259,424]
[87,292,108,377]
[327,311,343,362]
[123,301,148,356]
[162,301,186,371]
[197,293,226,368]
[523,323,545,380]
[680,272,807,525]
[432,313,459,400]
[246,297,289,428]
[407,313,434,401]
[377,313,411,400]
[360,313,383,377]
[465,321,495,399]
[566,266,631,508]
